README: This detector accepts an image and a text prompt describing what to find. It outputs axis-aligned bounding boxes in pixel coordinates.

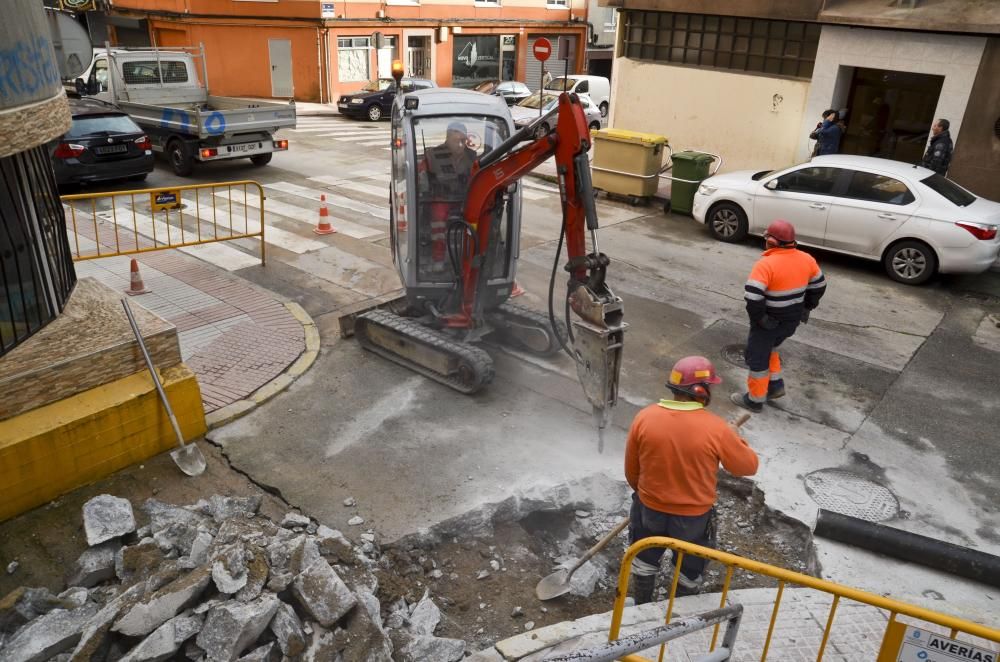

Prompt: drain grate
[804,469,899,522]
[721,344,748,368]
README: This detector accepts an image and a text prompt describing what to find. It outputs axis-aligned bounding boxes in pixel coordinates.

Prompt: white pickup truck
[74,46,296,176]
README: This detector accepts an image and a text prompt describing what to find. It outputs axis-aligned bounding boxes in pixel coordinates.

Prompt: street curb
[204,301,319,430]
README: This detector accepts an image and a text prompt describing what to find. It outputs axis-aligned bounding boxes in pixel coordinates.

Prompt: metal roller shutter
[526,34,577,92]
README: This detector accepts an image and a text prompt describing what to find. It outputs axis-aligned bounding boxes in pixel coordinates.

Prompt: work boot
[730,392,763,413]
[767,383,786,401]
[631,574,656,605]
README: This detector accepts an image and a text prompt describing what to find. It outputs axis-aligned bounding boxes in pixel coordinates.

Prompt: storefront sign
[453,35,500,88]
[59,0,96,11]
[321,2,335,18]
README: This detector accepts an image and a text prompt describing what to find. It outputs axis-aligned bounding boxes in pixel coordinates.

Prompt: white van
[545,75,611,117]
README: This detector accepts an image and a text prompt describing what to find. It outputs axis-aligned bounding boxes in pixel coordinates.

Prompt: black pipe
[814,509,1000,589]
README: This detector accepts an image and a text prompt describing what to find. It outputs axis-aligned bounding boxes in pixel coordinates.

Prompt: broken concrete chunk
[118,614,202,662]
[1,604,98,662]
[407,596,441,636]
[116,540,166,586]
[236,642,277,662]
[195,595,280,662]
[69,583,145,661]
[342,497,356,508]
[339,590,393,661]
[180,531,214,570]
[0,587,61,633]
[268,602,305,657]
[299,627,340,662]
[83,495,136,546]
[6,562,18,575]
[291,559,357,627]
[347,516,364,526]
[394,633,466,662]
[68,540,120,588]
[567,560,600,598]
[211,545,249,595]
[113,566,212,637]
[142,499,206,535]
[56,588,89,610]
[280,512,311,529]
[264,571,293,593]
[207,495,261,524]
[214,518,266,548]
[315,527,353,565]
[288,537,322,576]
[153,522,199,557]
[234,552,268,603]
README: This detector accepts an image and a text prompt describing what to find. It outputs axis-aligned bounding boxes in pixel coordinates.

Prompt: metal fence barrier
[608,537,1000,662]
[61,180,265,264]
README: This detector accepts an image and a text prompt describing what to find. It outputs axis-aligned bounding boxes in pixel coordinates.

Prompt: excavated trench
[372,474,819,651]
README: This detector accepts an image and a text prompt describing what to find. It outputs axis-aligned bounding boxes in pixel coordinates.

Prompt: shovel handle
[568,517,631,575]
[731,412,751,428]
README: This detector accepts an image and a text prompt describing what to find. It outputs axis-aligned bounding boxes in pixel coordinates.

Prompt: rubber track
[355,308,495,394]
[490,302,569,357]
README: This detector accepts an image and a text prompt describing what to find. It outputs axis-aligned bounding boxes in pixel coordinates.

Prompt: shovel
[535,411,753,601]
[122,299,207,477]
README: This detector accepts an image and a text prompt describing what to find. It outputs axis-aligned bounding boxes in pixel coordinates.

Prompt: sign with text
[150,190,182,212]
[321,2,335,18]
[878,622,996,662]
[532,37,552,62]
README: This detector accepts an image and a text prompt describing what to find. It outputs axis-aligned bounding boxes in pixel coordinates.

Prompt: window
[547,0,568,7]
[476,0,500,6]
[620,11,820,79]
[604,9,619,33]
[845,172,914,205]
[88,59,108,91]
[575,80,589,93]
[772,167,840,195]
[67,115,141,138]
[921,174,975,207]
[120,60,189,85]
[338,37,371,82]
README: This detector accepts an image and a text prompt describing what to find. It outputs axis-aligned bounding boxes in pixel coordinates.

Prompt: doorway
[841,68,944,163]
[268,39,293,97]
[406,36,431,78]
[377,36,398,79]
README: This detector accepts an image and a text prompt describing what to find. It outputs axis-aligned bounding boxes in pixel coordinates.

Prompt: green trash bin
[669,151,717,215]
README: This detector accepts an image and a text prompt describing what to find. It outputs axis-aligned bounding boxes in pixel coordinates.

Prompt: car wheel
[707,202,748,242]
[167,139,193,177]
[883,240,937,285]
[250,153,273,166]
[534,123,550,140]
[367,105,383,121]
[589,121,601,132]
[599,102,609,118]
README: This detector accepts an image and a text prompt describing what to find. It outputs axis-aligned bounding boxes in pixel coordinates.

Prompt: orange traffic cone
[313,194,336,235]
[511,281,526,298]
[125,258,149,296]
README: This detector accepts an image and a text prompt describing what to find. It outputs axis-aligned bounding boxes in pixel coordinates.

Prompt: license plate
[94,144,127,155]
[226,142,263,154]
[338,103,348,109]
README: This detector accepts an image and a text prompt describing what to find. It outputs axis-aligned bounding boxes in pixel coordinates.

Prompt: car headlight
[351,98,364,104]
[698,183,717,196]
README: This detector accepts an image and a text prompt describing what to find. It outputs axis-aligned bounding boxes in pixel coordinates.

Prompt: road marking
[190,204,326,254]
[327,134,392,143]
[267,180,389,219]
[335,180,389,200]
[519,187,547,201]
[313,130,391,138]
[523,179,560,193]
[222,191,384,239]
[288,125,350,133]
[180,242,262,271]
[354,139,391,147]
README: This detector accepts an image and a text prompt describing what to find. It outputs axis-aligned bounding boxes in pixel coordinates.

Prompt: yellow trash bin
[591,129,669,200]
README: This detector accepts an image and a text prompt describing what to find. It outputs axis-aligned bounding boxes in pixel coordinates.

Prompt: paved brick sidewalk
[75,251,306,414]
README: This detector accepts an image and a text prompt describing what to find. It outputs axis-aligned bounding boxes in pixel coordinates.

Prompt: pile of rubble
[0,494,467,662]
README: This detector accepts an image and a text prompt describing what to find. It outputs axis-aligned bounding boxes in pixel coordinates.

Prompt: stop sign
[533,38,552,62]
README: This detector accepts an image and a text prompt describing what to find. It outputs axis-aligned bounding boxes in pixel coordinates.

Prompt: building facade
[97,0,589,103]
[602,0,1000,200]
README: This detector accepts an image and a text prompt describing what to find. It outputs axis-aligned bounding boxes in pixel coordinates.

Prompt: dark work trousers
[745,318,800,403]
[629,494,715,581]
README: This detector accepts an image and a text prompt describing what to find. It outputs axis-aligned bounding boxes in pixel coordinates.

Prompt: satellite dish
[45,10,92,80]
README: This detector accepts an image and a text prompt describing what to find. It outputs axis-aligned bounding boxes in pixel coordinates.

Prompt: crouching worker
[624,356,759,603]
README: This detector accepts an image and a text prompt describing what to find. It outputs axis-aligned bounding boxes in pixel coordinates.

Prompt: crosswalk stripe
[189,204,326,254]
[335,180,389,200]
[223,191,384,239]
[269,180,389,220]
[519,187,548,201]
[523,179,560,193]
[367,173,391,184]
[327,134,391,143]
[289,126,354,133]
[311,128,389,135]
[354,139,391,147]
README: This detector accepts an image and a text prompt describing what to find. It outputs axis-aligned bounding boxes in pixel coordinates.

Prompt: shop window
[547,0,569,7]
[338,37,371,82]
[452,36,501,89]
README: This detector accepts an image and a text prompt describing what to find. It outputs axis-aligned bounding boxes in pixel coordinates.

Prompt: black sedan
[338,78,436,121]
[472,79,532,106]
[51,99,154,188]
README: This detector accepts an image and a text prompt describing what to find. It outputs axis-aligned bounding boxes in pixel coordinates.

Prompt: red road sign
[533,38,552,62]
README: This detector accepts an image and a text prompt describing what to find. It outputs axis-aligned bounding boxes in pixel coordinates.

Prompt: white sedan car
[692,155,1000,285]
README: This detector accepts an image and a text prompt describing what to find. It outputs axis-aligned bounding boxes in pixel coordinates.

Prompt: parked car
[338,78,436,121]
[692,154,1000,285]
[472,79,532,106]
[510,92,602,138]
[49,98,154,188]
[544,75,611,117]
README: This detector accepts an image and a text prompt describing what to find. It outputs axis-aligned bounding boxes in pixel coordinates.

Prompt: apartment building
[602,0,1000,200]
[99,0,589,103]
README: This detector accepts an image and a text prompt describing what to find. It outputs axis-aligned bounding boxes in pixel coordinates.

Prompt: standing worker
[920,118,953,175]
[731,220,826,413]
[625,356,759,604]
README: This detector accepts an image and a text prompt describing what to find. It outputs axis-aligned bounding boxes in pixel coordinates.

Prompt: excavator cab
[389,88,523,317]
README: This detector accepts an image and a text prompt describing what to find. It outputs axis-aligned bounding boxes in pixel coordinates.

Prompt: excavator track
[487,302,568,357]
[355,308,495,394]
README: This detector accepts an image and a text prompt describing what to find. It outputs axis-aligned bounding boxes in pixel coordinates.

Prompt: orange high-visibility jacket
[744,247,826,322]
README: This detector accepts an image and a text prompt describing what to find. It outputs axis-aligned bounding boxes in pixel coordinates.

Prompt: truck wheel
[167,140,194,177]
[367,105,383,121]
[250,153,272,166]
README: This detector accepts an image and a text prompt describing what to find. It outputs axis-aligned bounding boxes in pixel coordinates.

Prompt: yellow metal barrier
[609,537,1000,662]
[61,181,266,265]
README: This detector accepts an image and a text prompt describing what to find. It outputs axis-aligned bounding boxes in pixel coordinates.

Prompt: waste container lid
[595,128,669,146]
[672,150,716,164]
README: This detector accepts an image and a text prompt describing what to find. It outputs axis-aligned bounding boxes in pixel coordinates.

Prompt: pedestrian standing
[731,220,826,413]
[541,70,553,90]
[809,109,843,156]
[625,356,759,604]
[921,118,953,175]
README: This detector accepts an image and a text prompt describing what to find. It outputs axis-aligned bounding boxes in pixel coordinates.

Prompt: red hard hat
[668,356,722,388]
[765,219,796,244]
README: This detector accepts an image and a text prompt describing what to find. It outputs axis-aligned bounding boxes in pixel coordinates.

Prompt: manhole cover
[721,344,747,368]
[803,469,899,522]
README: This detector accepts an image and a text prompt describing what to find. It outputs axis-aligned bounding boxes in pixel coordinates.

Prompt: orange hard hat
[668,356,722,388]
[765,219,796,244]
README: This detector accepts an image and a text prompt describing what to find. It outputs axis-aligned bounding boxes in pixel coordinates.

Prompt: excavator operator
[418,122,477,274]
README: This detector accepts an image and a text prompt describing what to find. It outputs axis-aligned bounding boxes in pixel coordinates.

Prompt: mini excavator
[349,67,626,445]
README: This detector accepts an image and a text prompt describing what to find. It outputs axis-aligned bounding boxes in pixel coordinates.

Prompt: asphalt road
[114,111,1000,620]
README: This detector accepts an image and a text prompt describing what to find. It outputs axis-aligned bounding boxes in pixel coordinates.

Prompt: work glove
[758,315,779,330]
[801,309,811,324]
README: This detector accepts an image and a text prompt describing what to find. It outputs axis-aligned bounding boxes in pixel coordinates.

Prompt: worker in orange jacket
[625,356,759,604]
[731,220,826,413]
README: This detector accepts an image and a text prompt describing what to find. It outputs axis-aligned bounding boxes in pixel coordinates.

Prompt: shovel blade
[535,569,571,601]
[170,443,207,477]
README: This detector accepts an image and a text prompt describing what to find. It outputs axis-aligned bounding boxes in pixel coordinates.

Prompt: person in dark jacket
[810,109,843,156]
[921,119,953,175]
